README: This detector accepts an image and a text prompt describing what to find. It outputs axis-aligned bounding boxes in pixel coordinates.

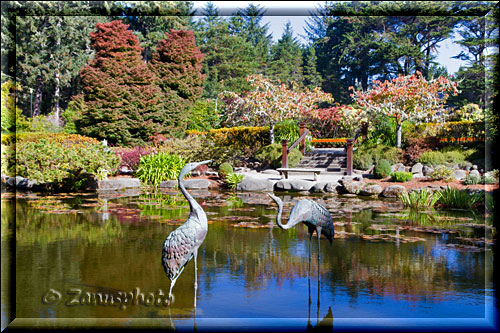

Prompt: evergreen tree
[149,29,205,136]
[268,21,304,86]
[302,46,322,89]
[76,20,165,146]
[14,2,107,122]
[195,2,259,97]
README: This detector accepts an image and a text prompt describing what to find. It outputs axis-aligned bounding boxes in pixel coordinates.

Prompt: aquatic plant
[225,172,244,190]
[136,153,186,187]
[437,187,482,209]
[398,189,441,209]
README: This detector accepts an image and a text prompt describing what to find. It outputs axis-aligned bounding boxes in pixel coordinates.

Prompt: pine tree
[76,20,165,146]
[302,46,322,89]
[149,29,205,137]
[268,21,303,87]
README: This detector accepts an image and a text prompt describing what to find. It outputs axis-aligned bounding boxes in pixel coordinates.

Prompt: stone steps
[297,148,347,174]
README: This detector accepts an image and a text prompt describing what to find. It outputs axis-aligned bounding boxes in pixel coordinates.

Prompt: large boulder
[381,185,407,198]
[358,184,383,196]
[391,163,406,173]
[160,178,212,189]
[98,178,141,191]
[236,176,274,192]
[468,170,480,178]
[411,163,423,174]
[338,180,365,195]
[275,179,315,192]
[422,166,434,176]
[452,169,467,180]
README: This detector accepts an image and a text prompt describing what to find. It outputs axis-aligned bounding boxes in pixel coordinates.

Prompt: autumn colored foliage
[149,29,205,137]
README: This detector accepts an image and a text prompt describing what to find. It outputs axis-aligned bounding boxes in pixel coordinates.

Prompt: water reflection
[2,189,495,330]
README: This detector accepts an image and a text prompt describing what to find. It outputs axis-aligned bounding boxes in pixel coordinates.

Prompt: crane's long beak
[196,160,212,166]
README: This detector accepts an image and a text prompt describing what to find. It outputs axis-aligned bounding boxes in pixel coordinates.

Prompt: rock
[325,182,340,193]
[160,178,211,189]
[98,178,141,191]
[160,180,177,188]
[275,179,315,192]
[422,166,434,176]
[381,185,407,198]
[358,184,383,196]
[411,163,423,174]
[452,169,467,180]
[412,173,425,178]
[472,165,478,170]
[310,182,328,193]
[469,170,480,177]
[206,170,218,176]
[236,176,274,192]
[338,180,365,195]
[392,163,406,173]
[3,176,38,190]
[261,169,280,175]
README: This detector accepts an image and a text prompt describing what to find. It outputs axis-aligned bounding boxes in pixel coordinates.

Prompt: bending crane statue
[162,160,212,308]
[268,194,335,264]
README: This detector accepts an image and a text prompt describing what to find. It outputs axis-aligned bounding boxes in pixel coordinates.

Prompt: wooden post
[281,140,289,168]
[299,122,306,155]
[346,139,354,176]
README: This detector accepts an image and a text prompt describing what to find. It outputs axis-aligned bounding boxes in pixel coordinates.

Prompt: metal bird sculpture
[268,193,335,264]
[162,160,212,307]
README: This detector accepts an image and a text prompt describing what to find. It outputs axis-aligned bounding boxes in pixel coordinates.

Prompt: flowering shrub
[350,71,459,147]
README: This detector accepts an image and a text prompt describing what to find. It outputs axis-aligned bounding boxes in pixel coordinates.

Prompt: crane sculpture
[162,160,212,308]
[268,194,335,265]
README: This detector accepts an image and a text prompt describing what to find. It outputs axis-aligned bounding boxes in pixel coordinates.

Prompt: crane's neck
[179,176,206,226]
[272,196,293,230]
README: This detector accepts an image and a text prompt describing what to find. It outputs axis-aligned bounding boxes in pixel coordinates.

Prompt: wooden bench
[276,168,325,181]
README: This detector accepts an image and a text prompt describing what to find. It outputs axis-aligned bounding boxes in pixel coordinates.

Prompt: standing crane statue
[162,160,212,308]
[268,193,335,266]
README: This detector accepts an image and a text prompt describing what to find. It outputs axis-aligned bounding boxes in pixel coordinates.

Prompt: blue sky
[191,1,467,74]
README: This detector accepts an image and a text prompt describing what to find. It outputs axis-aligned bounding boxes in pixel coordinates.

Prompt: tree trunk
[270,123,275,145]
[53,70,60,126]
[33,78,43,117]
[396,120,402,148]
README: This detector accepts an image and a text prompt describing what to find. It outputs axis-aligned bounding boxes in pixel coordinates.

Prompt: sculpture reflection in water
[161,160,212,310]
[268,194,335,331]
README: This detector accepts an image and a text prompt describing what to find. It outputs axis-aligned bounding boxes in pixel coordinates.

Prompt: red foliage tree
[149,29,205,137]
[76,20,166,146]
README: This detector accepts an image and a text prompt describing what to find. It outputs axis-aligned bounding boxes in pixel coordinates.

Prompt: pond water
[1,189,497,331]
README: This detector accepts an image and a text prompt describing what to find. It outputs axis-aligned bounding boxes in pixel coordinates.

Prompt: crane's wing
[162,224,197,281]
[310,200,335,244]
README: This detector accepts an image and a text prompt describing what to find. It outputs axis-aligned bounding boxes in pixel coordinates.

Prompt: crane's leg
[308,231,313,276]
[168,277,178,304]
[194,248,198,309]
[316,226,322,263]
[316,226,322,316]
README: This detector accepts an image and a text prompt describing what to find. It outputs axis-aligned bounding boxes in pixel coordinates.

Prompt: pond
[1,189,497,331]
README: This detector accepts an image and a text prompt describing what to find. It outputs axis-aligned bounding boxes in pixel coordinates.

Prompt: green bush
[136,153,186,187]
[14,139,120,184]
[373,159,392,179]
[462,174,481,185]
[429,166,455,182]
[417,151,446,166]
[218,162,234,179]
[443,150,466,164]
[255,143,302,169]
[353,151,373,170]
[390,171,413,182]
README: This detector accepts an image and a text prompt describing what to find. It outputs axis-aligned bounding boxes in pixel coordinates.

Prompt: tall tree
[149,29,205,137]
[117,1,194,63]
[268,21,304,87]
[302,46,322,89]
[194,2,260,97]
[14,2,107,122]
[76,20,165,146]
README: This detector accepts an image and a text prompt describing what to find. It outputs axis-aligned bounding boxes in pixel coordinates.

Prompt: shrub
[373,159,392,179]
[136,153,186,187]
[225,172,244,190]
[429,166,455,182]
[353,151,373,170]
[462,174,481,185]
[218,162,234,179]
[402,136,431,165]
[156,135,207,162]
[417,151,446,166]
[254,143,302,169]
[390,171,413,182]
[443,150,466,164]
[15,139,120,184]
[398,189,441,209]
[114,146,152,172]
